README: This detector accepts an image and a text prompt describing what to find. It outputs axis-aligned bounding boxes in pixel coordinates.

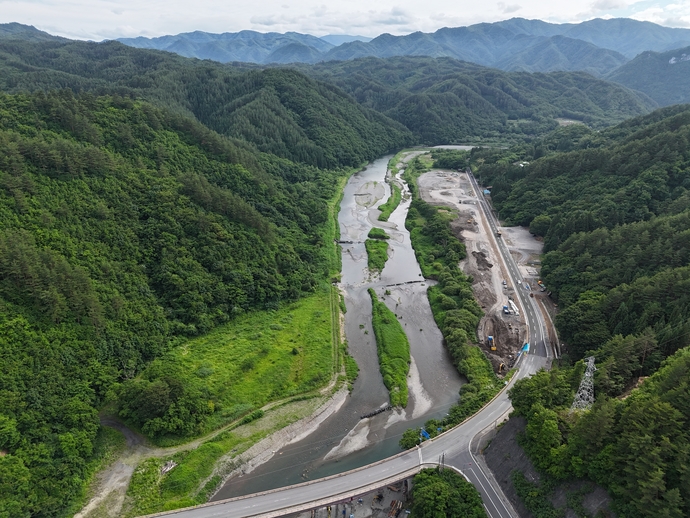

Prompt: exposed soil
[417,169,534,372]
[76,377,346,518]
[290,478,412,518]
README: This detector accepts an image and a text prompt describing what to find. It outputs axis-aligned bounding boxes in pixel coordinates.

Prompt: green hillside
[477,102,690,518]
[608,45,690,107]
[0,90,354,517]
[509,345,690,517]
[495,35,628,76]
[303,56,656,144]
[0,40,412,168]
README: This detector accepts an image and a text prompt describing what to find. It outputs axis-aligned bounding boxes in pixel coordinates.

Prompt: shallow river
[213,154,463,500]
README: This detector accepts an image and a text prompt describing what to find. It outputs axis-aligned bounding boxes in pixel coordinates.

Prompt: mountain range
[115,17,690,77]
[3,19,690,108]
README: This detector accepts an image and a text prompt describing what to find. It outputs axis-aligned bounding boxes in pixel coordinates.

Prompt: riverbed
[212,154,463,500]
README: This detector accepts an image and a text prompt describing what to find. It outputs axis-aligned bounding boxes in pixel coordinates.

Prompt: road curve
[142,169,551,518]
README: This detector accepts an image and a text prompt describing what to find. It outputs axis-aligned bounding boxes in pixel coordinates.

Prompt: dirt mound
[479,313,520,371]
[472,250,493,270]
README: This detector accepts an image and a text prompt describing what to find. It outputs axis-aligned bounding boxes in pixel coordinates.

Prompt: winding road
[143,167,552,518]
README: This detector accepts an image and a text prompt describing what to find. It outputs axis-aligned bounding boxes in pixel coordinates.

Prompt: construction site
[417,169,548,374]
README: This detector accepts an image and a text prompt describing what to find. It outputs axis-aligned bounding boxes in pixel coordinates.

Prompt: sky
[2,0,689,40]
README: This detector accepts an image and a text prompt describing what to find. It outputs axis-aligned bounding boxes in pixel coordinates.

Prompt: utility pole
[570,357,596,413]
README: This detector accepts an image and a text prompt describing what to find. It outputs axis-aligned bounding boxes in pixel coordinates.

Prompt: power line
[570,356,596,413]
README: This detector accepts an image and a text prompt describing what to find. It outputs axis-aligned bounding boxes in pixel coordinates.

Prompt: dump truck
[488,335,496,351]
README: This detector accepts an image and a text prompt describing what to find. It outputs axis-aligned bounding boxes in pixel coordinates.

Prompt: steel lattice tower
[570,356,596,412]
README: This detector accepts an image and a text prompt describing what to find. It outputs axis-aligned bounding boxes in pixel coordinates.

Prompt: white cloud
[590,0,627,11]
[662,16,690,27]
[497,2,522,14]
[1,0,689,40]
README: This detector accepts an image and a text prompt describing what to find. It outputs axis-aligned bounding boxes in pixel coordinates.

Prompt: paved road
[144,169,551,518]
[466,170,551,360]
[141,357,546,518]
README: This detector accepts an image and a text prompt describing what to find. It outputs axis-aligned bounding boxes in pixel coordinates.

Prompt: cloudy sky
[2,0,689,40]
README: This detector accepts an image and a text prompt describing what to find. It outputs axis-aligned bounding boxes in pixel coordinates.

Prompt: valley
[1,15,690,518]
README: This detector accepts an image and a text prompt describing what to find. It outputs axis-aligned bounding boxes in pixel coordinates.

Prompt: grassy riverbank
[368,288,410,407]
[400,153,499,448]
[123,396,330,516]
[82,168,354,517]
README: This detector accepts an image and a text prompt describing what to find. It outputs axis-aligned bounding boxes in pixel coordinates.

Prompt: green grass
[162,288,335,437]
[327,173,352,279]
[365,239,390,272]
[402,154,431,198]
[368,288,410,407]
[368,227,390,240]
[387,151,406,176]
[378,183,402,221]
[342,340,359,391]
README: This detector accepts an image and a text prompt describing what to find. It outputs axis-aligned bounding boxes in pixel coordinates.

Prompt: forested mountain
[117,30,334,64]
[319,34,371,46]
[322,24,631,76]
[0,39,412,168]
[492,17,690,58]
[608,45,690,107]
[302,56,655,144]
[113,18,690,76]
[494,35,627,76]
[476,101,690,518]
[478,104,690,364]
[0,22,65,42]
[509,338,690,517]
[0,89,363,517]
[0,39,655,148]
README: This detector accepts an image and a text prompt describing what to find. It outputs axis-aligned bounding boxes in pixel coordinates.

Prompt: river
[212,154,463,500]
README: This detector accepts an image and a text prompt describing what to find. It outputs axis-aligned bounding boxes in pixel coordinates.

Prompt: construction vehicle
[495,230,502,237]
[488,335,496,351]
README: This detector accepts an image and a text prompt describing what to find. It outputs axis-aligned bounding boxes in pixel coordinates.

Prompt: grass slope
[151,287,335,441]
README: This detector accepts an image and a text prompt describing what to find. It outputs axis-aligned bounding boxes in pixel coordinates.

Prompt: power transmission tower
[570,356,596,413]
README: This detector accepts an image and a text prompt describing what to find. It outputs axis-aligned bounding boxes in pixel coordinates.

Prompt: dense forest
[0,39,412,168]
[302,56,656,144]
[473,104,690,516]
[477,105,690,367]
[411,468,487,517]
[0,38,660,150]
[508,347,690,517]
[0,90,363,517]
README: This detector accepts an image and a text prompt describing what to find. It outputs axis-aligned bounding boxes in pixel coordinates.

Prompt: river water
[213,154,463,500]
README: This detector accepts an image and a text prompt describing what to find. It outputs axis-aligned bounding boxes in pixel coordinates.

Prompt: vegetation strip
[399,151,499,448]
[365,238,390,272]
[377,183,402,221]
[368,288,411,407]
